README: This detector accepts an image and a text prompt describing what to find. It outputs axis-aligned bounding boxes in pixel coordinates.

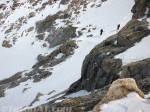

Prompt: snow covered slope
[116,18,150,65]
[0,0,139,111]
[116,35,150,65]
[0,0,69,79]
[101,92,150,112]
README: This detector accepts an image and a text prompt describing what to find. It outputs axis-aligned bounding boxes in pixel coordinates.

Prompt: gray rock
[0,87,5,97]
[138,78,150,94]
[33,71,52,82]
[27,27,34,32]
[36,33,45,40]
[102,58,122,74]
[119,58,150,85]
[2,40,12,48]
[45,26,77,48]
[0,13,3,19]
[5,25,13,34]
[24,85,110,112]
[8,81,20,89]
[60,0,70,5]
[131,0,150,19]
[33,40,77,68]
[36,11,70,34]
[29,12,35,18]
[67,19,150,93]
[43,43,47,47]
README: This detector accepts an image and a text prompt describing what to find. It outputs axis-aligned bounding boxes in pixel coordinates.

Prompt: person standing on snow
[117,24,120,30]
[100,29,103,35]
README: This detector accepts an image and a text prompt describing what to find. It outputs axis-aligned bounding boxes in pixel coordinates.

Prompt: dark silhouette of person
[100,29,103,35]
[117,24,120,30]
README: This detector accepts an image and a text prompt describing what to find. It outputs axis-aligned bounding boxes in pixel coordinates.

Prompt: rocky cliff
[68,19,150,93]
[0,0,150,112]
[23,0,150,112]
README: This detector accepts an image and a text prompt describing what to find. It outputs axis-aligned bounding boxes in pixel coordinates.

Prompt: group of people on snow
[100,24,120,35]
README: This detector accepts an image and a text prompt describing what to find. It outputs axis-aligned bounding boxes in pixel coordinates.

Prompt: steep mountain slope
[1,0,150,112]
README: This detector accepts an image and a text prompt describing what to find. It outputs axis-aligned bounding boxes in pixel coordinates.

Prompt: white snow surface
[101,92,150,112]
[115,18,150,65]
[0,0,68,79]
[66,90,91,98]
[115,35,150,65]
[0,0,137,111]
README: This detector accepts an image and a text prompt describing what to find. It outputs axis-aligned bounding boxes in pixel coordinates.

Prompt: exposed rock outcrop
[0,69,52,98]
[24,86,110,112]
[35,11,70,34]
[29,12,36,18]
[119,58,150,91]
[23,77,150,112]
[27,27,34,32]
[0,40,77,98]
[2,40,12,48]
[138,78,150,94]
[45,26,77,48]
[36,33,45,40]
[0,87,5,97]
[29,92,44,106]
[131,0,150,19]
[67,19,150,93]
[35,11,77,47]
[93,78,144,112]
[33,40,78,68]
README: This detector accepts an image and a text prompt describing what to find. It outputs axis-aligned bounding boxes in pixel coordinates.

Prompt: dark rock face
[24,86,110,112]
[0,40,77,97]
[33,71,52,82]
[60,0,70,5]
[138,78,150,94]
[131,0,150,19]
[33,40,78,68]
[131,0,146,19]
[45,26,77,48]
[120,58,150,81]
[102,58,122,74]
[36,11,70,34]
[118,58,150,94]
[0,72,22,97]
[29,12,35,18]
[0,87,5,97]
[0,69,51,98]
[5,25,13,34]
[27,27,34,32]
[24,77,149,112]
[35,11,76,48]
[36,33,45,40]
[0,13,4,19]
[67,19,150,93]
[2,40,12,48]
